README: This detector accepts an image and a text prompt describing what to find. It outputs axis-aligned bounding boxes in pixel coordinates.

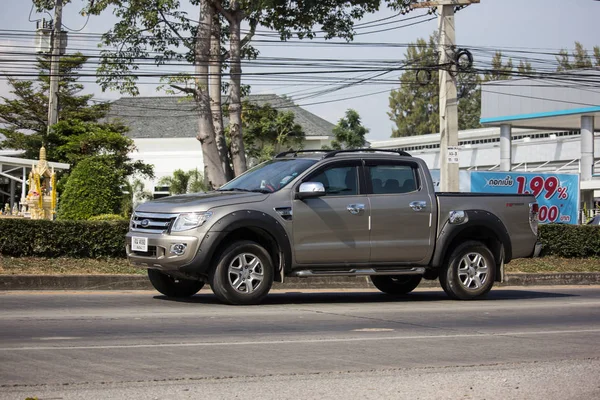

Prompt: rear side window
[369,164,418,194]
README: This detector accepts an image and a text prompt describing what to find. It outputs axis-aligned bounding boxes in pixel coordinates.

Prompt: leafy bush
[58,156,125,220]
[88,214,128,221]
[539,224,600,258]
[0,219,128,258]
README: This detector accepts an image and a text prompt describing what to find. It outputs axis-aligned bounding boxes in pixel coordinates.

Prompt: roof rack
[323,148,411,158]
[275,150,331,158]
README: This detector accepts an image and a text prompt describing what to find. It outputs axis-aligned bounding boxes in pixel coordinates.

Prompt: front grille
[130,212,179,234]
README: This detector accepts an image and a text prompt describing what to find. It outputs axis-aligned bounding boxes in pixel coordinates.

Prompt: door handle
[347,203,365,215]
[409,201,427,211]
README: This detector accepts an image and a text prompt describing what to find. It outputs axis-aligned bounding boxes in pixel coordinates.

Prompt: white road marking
[352,328,395,332]
[2,328,599,352]
[37,337,81,341]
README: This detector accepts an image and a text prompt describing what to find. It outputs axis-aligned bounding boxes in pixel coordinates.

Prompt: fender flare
[431,210,512,268]
[185,210,292,277]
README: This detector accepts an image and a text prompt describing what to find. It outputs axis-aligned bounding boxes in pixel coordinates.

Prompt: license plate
[131,236,148,252]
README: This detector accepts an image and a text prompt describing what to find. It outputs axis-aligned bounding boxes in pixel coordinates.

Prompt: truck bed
[435,192,537,259]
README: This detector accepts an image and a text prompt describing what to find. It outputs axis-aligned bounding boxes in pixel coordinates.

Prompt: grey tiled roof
[106,94,335,139]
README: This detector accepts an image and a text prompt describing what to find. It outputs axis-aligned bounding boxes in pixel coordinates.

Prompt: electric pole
[47,0,63,134]
[410,0,479,192]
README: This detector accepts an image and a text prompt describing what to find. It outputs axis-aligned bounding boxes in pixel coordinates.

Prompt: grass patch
[0,256,144,275]
[1,255,600,275]
[506,256,600,273]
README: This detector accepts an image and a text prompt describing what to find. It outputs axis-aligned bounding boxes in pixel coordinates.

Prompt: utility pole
[410,0,479,192]
[47,0,63,134]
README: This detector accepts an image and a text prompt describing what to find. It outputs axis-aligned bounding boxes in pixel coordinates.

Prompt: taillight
[531,203,539,214]
[529,203,539,236]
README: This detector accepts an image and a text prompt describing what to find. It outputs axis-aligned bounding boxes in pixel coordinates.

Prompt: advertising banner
[470,172,580,224]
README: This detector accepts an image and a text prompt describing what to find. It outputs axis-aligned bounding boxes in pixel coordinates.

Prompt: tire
[209,240,274,305]
[370,275,422,295]
[439,241,496,300]
[147,269,204,298]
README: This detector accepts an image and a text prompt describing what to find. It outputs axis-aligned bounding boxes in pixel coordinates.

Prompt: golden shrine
[25,147,57,220]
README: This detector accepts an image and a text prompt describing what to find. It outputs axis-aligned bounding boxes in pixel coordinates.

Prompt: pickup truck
[126,149,541,305]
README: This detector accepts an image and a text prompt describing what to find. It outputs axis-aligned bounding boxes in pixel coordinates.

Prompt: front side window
[369,164,418,194]
[307,165,358,196]
[219,159,317,193]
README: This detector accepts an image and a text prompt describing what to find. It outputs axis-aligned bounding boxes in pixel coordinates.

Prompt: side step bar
[290,267,425,278]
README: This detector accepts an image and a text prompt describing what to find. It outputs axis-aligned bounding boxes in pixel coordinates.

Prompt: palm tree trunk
[195,0,226,188]
[209,5,234,182]
[227,4,247,176]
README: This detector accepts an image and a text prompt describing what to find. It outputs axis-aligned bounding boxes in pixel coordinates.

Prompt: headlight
[171,211,213,232]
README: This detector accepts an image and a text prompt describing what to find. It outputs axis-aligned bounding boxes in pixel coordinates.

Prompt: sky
[1,0,599,141]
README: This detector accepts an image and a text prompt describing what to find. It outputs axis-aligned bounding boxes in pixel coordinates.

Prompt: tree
[0,51,153,193]
[50,119,153,179]
[58,156,125,220]
[330,109,368,150]
[0,53,109,158]
[187,168,210,192]
[80,0,390,186]
[159,169,192,196]
[240,102,305,164]
[388,36,484,137]
[159,169,209,195]
[484,51,514,82]
[517,60,534,75]
[123,178,153,216]
[556,42,600,71]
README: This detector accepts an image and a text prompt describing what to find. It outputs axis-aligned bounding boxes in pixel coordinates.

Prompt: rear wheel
[439,241,496,300]
[210,240,274,305]
[147,269,204,298]
[370,275,422,295]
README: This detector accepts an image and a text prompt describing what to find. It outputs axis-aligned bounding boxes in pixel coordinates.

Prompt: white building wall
[130,138,204,191]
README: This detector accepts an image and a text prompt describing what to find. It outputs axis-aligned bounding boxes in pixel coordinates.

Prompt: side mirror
[295,182,326,200]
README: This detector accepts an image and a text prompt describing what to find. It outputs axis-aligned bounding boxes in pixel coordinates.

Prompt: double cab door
[292,158,434,266]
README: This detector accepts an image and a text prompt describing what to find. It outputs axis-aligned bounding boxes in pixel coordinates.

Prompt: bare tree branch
[169,84,198,96]
[241,19,257,48]
[209,0,234,23]
[158,9,193,50]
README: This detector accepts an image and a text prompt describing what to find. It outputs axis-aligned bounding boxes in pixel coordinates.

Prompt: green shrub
[0,219,129,258]
[88,214,128,221]
[58,157,124,220]
[539,224,600,258]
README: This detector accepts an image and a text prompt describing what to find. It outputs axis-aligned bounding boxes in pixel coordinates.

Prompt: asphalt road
[1,286,599,400]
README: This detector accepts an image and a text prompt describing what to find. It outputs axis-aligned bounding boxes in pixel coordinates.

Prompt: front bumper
[125,232,201,271]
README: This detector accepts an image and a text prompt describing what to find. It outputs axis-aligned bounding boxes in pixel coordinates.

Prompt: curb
[1,273,600,291]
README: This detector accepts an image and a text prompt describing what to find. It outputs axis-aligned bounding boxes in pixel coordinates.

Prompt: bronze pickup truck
[127,149,541,305]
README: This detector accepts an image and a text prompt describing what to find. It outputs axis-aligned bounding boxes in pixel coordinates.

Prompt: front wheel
[147,269,204,298]
[370,275,422,295]
[210,240,274,305]
[439,241,496,300]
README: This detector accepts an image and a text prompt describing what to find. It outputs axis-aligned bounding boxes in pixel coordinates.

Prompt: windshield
[219,158,317,193]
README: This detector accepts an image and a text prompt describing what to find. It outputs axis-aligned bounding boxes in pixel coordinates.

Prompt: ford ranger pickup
[126,149,541,305]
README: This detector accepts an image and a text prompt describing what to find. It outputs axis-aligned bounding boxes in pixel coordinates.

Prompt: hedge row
[0,218,129,258]
[0,219,599,259]
[538,223,600,258]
